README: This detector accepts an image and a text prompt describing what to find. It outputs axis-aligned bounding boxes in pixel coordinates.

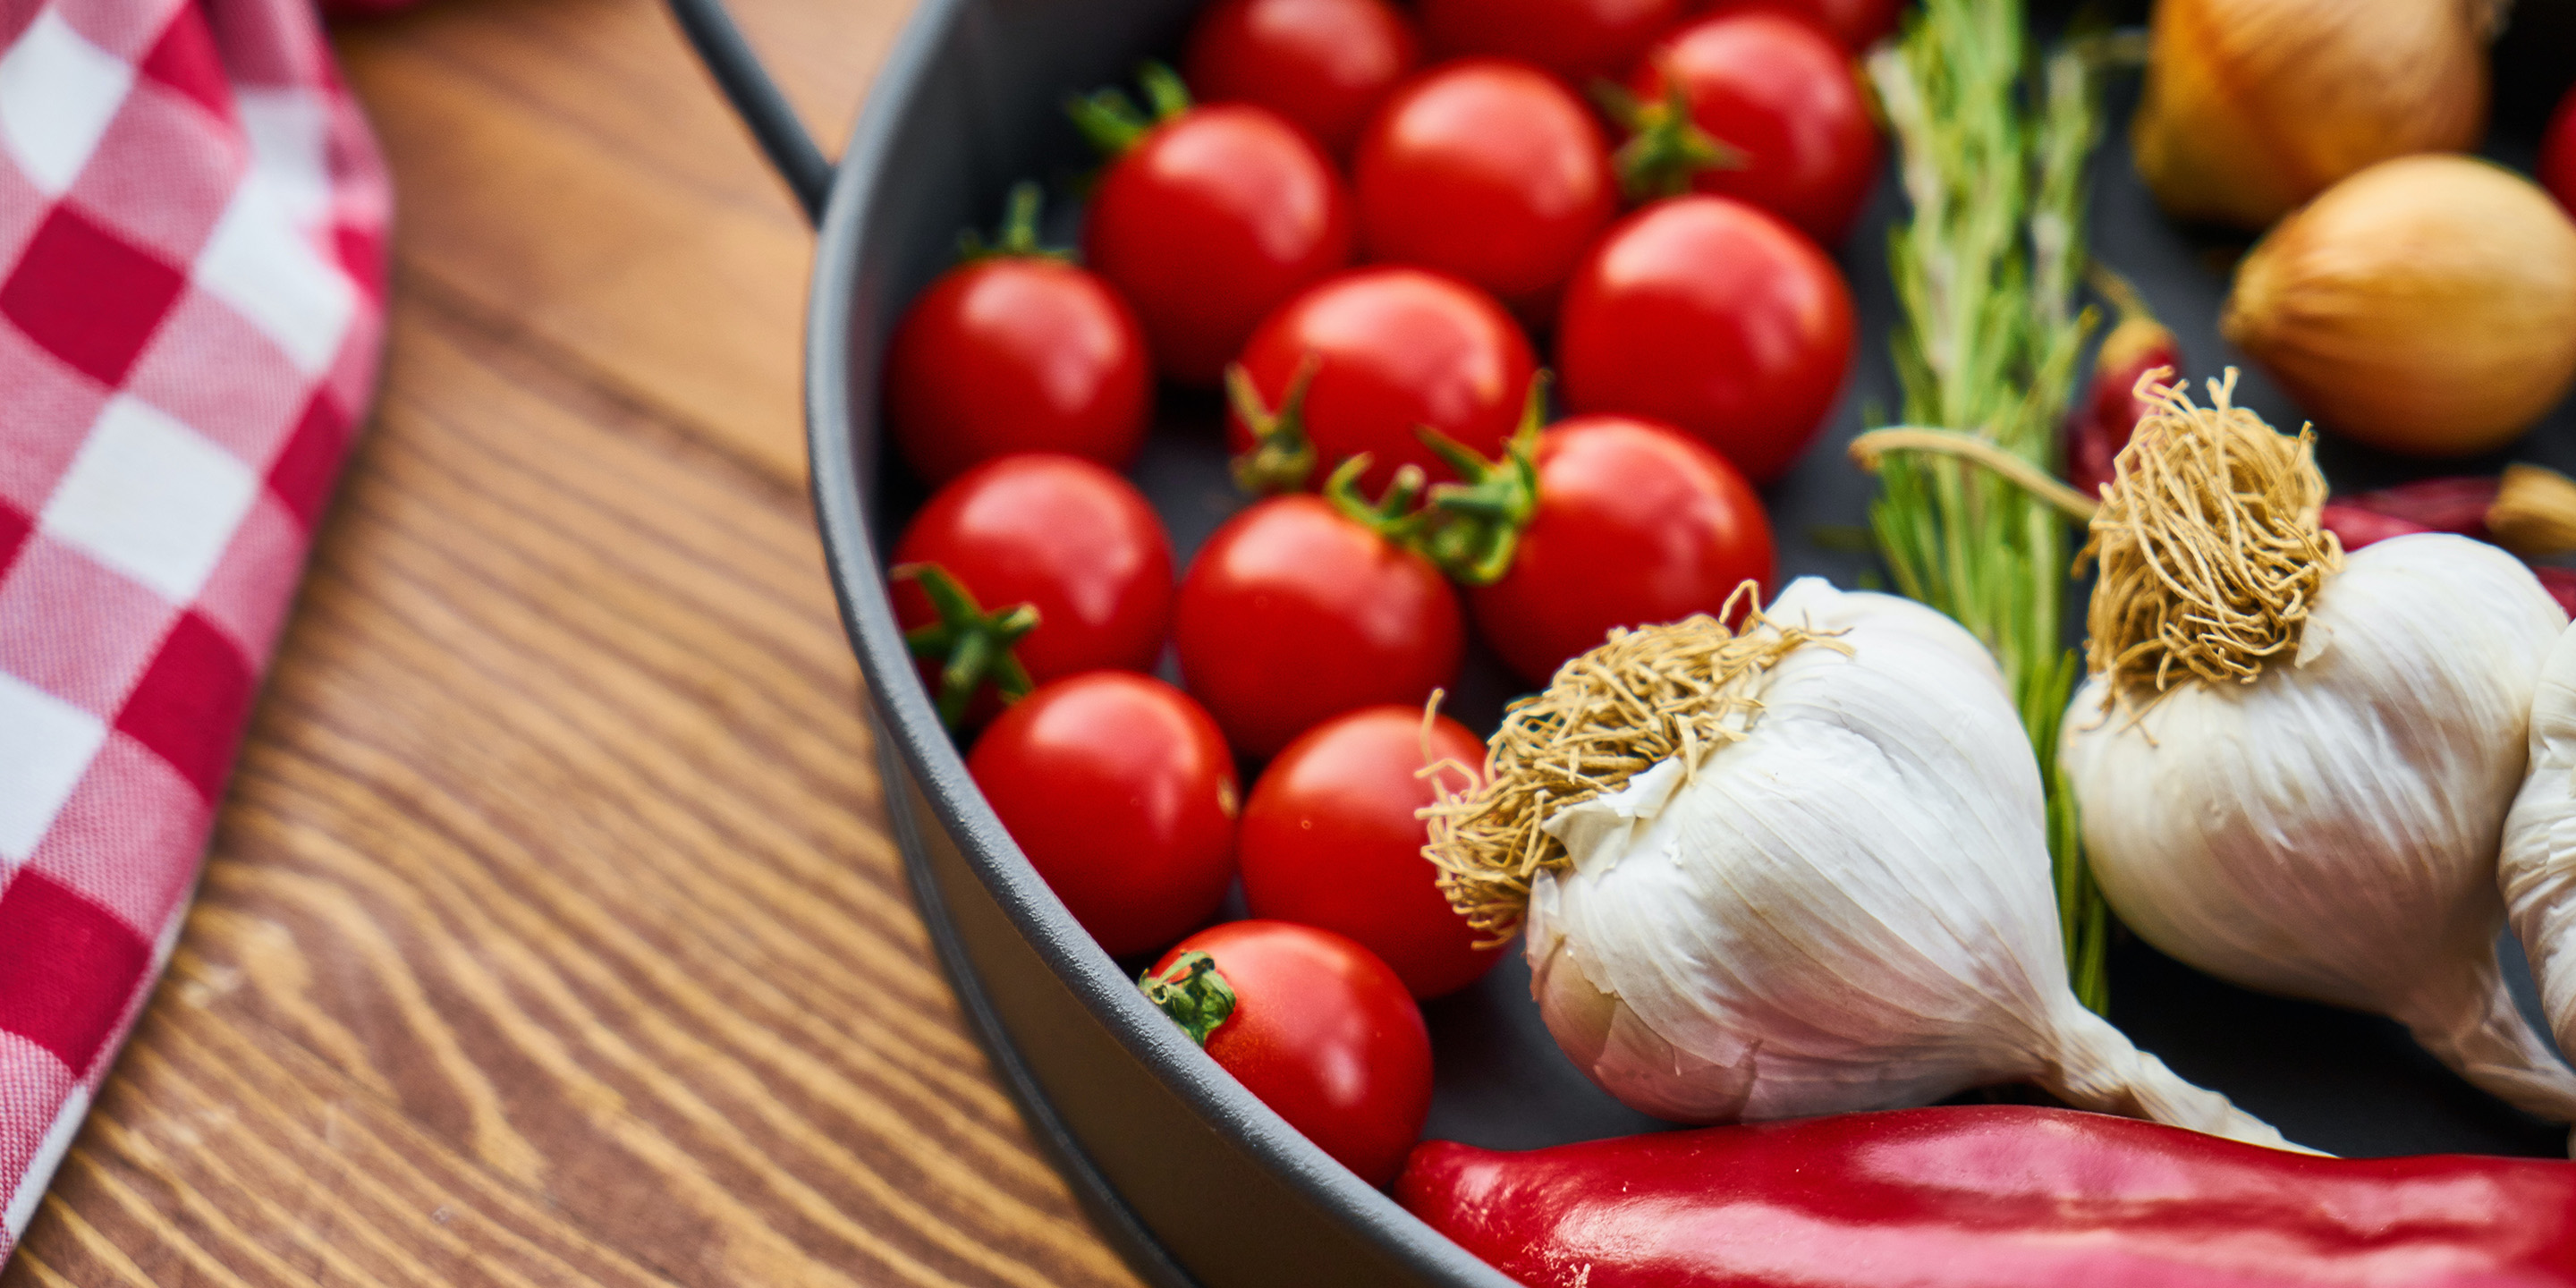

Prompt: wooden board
[1,0,1141,1283]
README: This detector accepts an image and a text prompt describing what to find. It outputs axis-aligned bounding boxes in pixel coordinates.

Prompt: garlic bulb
[2062,372,2576,1125]
[2131,0,2491,229]
[2503,626,2576,1076]
[1426,578,2301,1149]
[2222,155,2576,458]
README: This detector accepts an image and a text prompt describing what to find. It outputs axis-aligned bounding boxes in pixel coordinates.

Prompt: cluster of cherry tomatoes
[881,0,1892,1187]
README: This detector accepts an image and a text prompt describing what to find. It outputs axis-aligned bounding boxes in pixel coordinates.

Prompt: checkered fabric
[0,0,388,1258]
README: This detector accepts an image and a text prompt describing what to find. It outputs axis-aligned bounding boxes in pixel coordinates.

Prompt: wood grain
[2,0,1142,1283]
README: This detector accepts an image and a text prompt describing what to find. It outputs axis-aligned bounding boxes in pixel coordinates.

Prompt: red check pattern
[0,0,387,1257]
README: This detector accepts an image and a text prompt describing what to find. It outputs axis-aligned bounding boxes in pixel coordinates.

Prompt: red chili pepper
[2317,502,2434,553]
[2066,268,2181,501]
[1398,1106,2576,1288]
[2333,476,2501,542]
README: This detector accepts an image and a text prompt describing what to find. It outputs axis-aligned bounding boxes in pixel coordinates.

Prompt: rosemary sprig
[1860,0,2117,1013]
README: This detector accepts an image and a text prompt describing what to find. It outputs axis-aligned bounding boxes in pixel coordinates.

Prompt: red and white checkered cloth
[0,0,388,1258]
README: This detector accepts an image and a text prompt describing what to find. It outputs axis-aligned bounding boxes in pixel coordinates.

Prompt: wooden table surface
[2,0,1143,1283]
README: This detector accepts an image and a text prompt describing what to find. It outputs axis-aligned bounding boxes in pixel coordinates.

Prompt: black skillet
[660,1,2576,1284]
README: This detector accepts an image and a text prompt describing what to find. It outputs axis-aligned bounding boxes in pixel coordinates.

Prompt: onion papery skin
[1528,579,2294,1148]
[2064,535,2576,1122]
[2222,155,2576,459]
[2131,0,2487,231]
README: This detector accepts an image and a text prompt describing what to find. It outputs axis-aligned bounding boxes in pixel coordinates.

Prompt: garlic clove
[2131,0,2487,230]
[2222,155,2576,458]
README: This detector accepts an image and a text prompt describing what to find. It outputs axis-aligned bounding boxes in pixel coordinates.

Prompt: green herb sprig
[1859,0,2128,1012]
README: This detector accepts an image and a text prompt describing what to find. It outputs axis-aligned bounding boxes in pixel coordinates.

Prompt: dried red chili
[2334,476,2502,542]
[2065,269,2180,501]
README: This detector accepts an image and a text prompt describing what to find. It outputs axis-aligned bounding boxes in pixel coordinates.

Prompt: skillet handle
[665,0,834,225]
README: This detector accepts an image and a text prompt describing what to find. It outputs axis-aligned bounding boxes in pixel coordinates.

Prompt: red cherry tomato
[1418,0,1682,82]
[1471,416,1775,684]
[885,190,1151,486]
[970,673,1239,957]
[1082,90,1353,386]
[1230,267,1537,493]
[1696,0,1901,50]
[1556,195,1854,484]
[891,455,1175,725]
[1146,920,1432,1185]
[1241,707,1502,999]
[2546,88,2576,217]
[1354,58,1618,320]
[1183,0,1421,158]
[1175,495,1464,758]
[1628,10,1880,246]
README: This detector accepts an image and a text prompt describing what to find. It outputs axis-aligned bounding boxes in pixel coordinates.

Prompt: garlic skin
[2064,534,2576,1122]
[2131,0,2487,230]
[2223,156,2576,458]
[1526,578,2297,1148]
[2502,624,2576,1073]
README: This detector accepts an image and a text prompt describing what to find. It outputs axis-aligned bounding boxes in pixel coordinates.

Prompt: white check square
[39,394,258,602]
[0,669,107,864]
[0,12,133,197]
[235,89,330,224]
[191,177,357,375]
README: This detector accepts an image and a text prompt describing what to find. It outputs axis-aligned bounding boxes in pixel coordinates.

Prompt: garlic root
[2079,368,2336,705]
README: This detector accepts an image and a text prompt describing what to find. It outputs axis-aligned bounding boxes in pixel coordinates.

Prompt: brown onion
[2132,0,2493,230]
[2222,155,2576,457]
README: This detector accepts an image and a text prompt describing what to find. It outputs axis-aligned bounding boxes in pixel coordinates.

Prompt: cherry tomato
[1183,0,1421,158]
[1470,416,1775,684]
[1079,71,1353,386]
[1556,195,1854,484]
[1697,0,1901,50]
[1626,10,1880,246]
[1240,707,1502,999]
[1354,58,1617,320]
[1230,267,1537,493]
[970,673,1239,957]
[1144,920,1432,1185]
[1175,494,1464,758]
[1418,0,1682,83]
[2546,87,2576,217]
[891,454,1175,726]
[885,186,1151,486]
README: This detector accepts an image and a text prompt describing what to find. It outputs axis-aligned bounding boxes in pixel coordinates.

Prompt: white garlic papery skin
[2064,534,2576,1122]
[1527,578,2297,1148]
[2502,623,2576,1082]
